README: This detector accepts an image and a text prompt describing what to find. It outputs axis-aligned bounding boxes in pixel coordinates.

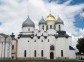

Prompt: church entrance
[50,52,54,59]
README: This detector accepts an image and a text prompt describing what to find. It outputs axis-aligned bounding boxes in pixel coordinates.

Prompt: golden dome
[46,14,56,21]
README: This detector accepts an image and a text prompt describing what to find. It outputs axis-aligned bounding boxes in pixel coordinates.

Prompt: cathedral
[16,14,76,59]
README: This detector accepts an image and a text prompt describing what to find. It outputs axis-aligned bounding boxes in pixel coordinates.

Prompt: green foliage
[76,37,84,53]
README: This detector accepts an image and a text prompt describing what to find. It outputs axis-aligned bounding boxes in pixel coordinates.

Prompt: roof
[0,33,9,38]
[22,16,35,27]
[55,17,64,24]
[39,17,47,25]
[46,14,56,21]
[69,46,75,50]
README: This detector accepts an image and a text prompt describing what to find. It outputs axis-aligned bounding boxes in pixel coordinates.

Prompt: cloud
[0,0,84,47]
[79,29,84,36]
[80,11,84,17]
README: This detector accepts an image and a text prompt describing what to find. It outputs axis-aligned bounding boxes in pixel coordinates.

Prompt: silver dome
[55,17,64,24]
[39,17,47,25]
[22,16,35,27]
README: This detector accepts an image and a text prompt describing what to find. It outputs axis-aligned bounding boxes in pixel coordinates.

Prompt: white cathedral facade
[17,14,76,59]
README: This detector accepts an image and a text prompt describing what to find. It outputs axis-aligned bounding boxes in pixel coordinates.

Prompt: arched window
[41,50,43,57]
[50,45,54,50]
[48,39,49,42]
[50,25,52,29]
[59,25,61,31]
[46,26,48,30]
[24,50,26,57]
[42,25,44,30]
[28,28,30,31]
[28,40,29,42]
[34,50,36,57]
[61,50,63,57]
[41,39,43,42]
[12,45,14,50]
[12,56,14,59]
[35,39,36,42]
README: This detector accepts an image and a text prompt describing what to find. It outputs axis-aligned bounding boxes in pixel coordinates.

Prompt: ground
[0,59,84,62]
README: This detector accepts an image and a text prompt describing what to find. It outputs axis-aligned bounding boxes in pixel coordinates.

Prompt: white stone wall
[0,36,11,59]
[11,39,17,59]
[55,24,64,31]
[22,27,35,32]
[17,19,76,59]
[47,21,55,29]
[69,50,76,59]
[39,24,46,31]
[17,31,76,59]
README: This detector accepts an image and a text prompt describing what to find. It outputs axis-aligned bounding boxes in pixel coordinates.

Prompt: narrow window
[42,25,44,30]
[24,50,26,57]
[46,26,48,30]
[28,40,29,42]
[38,36,40,39]
[41,50,43,57]
[61,50,63,57]
[41,39,43,42]
[54,25,55,29]
[12,56,14,59]
[50,45,54,50]
[36,34,37,36]
[42,33,43,36]
[35,39,36,42]
[34,50,36,57]
[28,28,30,31]
[48,39,49,42]
[59,25,61,31]
[44,36,47,39]
[12,45,14,50]
[50,25,52,29]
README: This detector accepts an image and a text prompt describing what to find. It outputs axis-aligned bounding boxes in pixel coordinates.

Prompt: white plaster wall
[47,21,55,29]
[47,36,56,59]
[47,29,56,35]
[17,21,76,59]
[0,43,2,58]
[55,37,70,58]
[17,38,31,57]
[17,33,76,59]
[0,36,5,58]
[55,24,64,31]
[11,40,17,53]
[69,50,76,59]
[39,24,46,31]
[22,27,34,32]
[0,36,11,58]
[6,37,12,58]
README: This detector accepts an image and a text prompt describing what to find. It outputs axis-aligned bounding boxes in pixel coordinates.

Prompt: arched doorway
[50,52,54,59]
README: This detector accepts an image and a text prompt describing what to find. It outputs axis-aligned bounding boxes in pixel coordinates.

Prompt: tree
[76,37,84,54]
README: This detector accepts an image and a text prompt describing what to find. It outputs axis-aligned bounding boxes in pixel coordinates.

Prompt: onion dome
[46,14,56,21]
[55,17,64,24]
[39,17,47,25]
[22,16,35,27]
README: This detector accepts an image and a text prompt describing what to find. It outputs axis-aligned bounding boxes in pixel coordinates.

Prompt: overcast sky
[0,0,84,48]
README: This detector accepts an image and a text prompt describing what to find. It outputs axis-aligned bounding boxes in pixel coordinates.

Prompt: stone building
[0,33,11,59]
[17,14,76,59]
